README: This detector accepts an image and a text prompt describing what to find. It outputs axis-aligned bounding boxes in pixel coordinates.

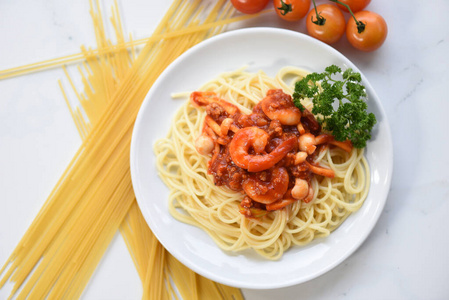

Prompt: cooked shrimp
[220,118,234,136]
[303,185,314,203]
[297,122,306,135]
[260,89,301,125]
[242,167,289,204]
[305,161,335,178]
[190,91,220,107]
[229,127,297,172]
[266,181,313,210]
[298,133,317,155]
[291,178,309,200]
[315,133,353,153]
[294,151,308,165]
[266,198,296,211]
[195,134,215,156]
[190,91,239,115]
[265,189,296,211]
[204,115,222,136]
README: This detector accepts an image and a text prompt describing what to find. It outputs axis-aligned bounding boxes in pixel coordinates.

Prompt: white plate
[130,28,393,289]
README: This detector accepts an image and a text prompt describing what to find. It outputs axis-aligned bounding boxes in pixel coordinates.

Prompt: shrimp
[297,121,306,135]
[260,89,301,125]
[294,151,308,165]
[266,198,296,211]
[190,91,239,115]
[315,133,353,153]
[305,161,335,178]
[229,127,297,172]
[242,167,289,204]
[220,117,234,136]
[299,132,352,163]
[265,188,297,211]
[266,180,314,210]
[303,185,314,203]
[190,91,219,105]
[192,92,241,141]
[298,133,317,155]
[291,178,309,200]
[195,118,218,156]
[204,115,222,136]
[195,134,215,156]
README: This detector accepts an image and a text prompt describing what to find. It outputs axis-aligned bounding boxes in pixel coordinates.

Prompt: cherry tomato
[336,0,371,13]
[306,4,345,45]
[274,0,311,22]
[346,11,388,52]
[230,0,270,14]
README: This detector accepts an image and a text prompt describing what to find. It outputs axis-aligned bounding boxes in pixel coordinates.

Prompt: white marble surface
[1,0,448,299]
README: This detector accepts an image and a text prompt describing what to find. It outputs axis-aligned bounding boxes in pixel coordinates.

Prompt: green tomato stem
[311,0,326,26]
[277,0,292,16]
[328,0,366,33]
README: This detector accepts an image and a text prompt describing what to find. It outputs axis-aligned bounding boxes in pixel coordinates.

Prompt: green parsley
[292,65,376,148]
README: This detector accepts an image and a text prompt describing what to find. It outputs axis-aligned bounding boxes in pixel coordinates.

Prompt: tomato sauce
[193,89,339,217]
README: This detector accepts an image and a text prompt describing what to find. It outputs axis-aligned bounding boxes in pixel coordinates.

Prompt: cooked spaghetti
[154,67,370,260]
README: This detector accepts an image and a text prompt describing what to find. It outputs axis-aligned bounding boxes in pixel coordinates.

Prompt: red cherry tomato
[230,0,270,14]
[306,4,345,45]
[336,0,371,13]
[274,0,311,22]
[346,11,388,52]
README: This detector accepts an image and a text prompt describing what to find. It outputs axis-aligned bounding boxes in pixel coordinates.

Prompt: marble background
[1,0,448,299]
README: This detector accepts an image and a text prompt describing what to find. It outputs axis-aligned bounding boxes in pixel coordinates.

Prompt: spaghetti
[154,67,370,260]
[0,0,248,299]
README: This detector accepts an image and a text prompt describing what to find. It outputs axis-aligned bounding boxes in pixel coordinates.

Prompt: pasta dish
[153,67,370,260]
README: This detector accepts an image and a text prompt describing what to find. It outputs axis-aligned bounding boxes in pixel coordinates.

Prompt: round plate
[130,28,393,289]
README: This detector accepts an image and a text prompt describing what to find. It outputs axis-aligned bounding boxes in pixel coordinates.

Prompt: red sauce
[194,89,344,217]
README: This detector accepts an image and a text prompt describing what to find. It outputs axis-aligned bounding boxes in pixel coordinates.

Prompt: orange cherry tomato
[230,0,270,14]
[306,4,345,45]
[336,0,371,13]
[274,0,311,21]
[346,11,388,52]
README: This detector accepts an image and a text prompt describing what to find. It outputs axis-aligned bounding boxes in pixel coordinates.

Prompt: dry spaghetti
[0,0,258,299]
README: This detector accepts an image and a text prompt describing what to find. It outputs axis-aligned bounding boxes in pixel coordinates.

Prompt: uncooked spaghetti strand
[7,120,132,287]
[3,33,140,290]
[61,182,135,299]
[0,1,252,299]
[142,233,167,300]
[46,155,134,299]
[11,132,133,298]
[119,203,152,283]
[0,10,268,80]
[30,169,133,300]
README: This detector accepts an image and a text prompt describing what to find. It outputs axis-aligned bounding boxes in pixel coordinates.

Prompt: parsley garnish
[292,65,376,148]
